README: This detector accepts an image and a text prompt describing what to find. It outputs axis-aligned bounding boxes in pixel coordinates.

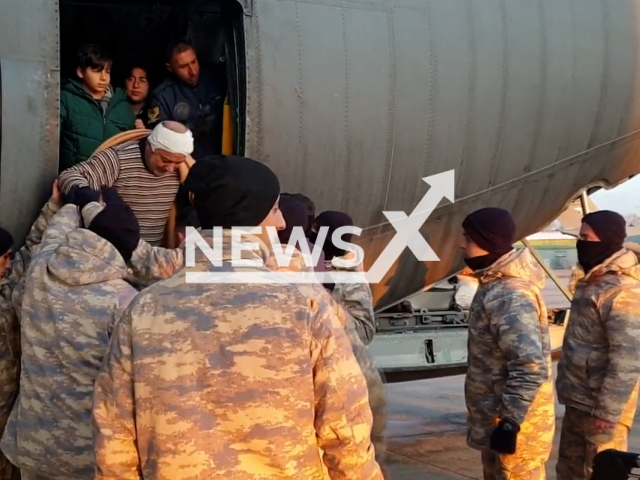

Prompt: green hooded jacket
[59,79,135,172]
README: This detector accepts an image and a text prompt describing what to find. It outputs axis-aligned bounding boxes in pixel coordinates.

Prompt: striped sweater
[58,141,180,246]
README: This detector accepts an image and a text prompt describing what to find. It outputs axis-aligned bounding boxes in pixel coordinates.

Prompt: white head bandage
[147,122,194,155]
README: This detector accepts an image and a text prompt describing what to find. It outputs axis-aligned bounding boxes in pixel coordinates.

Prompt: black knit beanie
[87,189,140,263]
[184,156,281,229]
[582,211,626,248]
[278,196,308,244]
[462,207,516,255]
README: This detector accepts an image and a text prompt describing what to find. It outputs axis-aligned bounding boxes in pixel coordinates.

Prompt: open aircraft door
[0,0,60,244]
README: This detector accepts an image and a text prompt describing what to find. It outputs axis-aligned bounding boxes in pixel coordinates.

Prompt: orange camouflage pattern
[465,248,555,475]
[92,230,383,480]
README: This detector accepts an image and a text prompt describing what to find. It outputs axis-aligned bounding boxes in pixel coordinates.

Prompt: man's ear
[178,231,186,245]
[165,62,172,73]
[189,191,195,205]
[76,67,85,79]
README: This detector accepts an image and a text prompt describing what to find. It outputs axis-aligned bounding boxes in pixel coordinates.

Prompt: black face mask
[323,282,336,292]
[576,240,620,273]
[464,252,504,272]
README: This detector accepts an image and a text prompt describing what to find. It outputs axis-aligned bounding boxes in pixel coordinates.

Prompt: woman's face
[125,67,149,104]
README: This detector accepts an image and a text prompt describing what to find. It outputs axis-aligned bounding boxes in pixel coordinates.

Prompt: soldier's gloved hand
[489,419,520,455]
[101,187,126,206]
[65,186,101,209]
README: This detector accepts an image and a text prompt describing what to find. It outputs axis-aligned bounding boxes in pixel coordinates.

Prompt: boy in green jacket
[59,44,135,172]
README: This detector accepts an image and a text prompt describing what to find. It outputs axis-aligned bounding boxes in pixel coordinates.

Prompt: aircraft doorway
[58,0,246,158]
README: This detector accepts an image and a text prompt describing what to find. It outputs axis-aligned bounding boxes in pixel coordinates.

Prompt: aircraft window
[58,0,245,157]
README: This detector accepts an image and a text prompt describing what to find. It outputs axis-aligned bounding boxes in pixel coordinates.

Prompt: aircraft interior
[59,0,246,155]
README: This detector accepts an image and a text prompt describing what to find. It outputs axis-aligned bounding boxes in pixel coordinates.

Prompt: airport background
[382,178,640,478]
[515,179,640,270]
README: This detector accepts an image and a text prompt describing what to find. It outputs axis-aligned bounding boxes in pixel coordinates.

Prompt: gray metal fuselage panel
[242,0,640,309]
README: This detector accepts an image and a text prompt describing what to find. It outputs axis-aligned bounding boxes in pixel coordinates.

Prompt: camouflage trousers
[481,451,545,480]
[370,376,387,467]
[556,406,629,480]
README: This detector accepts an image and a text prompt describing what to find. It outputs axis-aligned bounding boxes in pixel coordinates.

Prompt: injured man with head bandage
[58,121,194,246]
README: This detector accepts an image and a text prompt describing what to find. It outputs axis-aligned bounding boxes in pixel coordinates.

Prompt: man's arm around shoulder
[128,240,184,288]
[37,204,81,254]
[58,148,121,194]
[311,292,383,480]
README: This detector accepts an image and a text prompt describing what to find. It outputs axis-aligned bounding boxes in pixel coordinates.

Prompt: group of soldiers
[0,141,386,480]
[0,120,639,479]
[461,206,640,480]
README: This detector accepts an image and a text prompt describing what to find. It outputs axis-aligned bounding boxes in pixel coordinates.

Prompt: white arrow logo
[364,170,455,283]
[185,170,455,285]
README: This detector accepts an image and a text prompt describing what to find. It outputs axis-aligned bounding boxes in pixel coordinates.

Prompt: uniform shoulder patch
[148,106,160,124]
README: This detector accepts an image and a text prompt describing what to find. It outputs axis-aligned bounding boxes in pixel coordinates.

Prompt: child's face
[77,65,111,98]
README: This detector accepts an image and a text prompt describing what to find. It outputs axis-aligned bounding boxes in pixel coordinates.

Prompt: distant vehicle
[2,0,639,380]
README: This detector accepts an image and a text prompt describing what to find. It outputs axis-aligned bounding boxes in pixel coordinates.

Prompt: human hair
[77,44,112,71]
[166,39,196,63]
[176,206,200,232]
[125,63,152,88]
[126,63,149,79]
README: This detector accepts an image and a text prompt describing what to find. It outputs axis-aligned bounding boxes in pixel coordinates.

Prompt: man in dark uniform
[144,39,225,160]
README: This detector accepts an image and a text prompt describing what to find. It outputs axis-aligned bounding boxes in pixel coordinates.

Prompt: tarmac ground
[383,269,640,479]
[383,368,640,479]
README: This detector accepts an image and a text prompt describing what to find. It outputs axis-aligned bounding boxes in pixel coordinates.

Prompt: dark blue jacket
[144,69,225,160]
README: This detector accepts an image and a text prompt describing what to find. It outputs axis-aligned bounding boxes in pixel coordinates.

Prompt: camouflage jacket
[567,265,584,296]
[92,230,383,480]
[268,246,387,463]
[0,199,60,430]
[327,260,376,346]
[557,249,640,427]
[127,236,184,288]
[465,248,555,467]
[0,204,139,479]
[74,200,186,290]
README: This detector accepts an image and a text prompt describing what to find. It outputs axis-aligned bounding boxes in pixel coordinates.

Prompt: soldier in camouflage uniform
[0,227,16,479]
[0,181,63,480]
[556,211,640,480]
[309,211,376,346]
[461,208,555,480]
[305,209,382,459]
[0,190,143,480]
[92,156,383,480]
[267,240,387,472]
